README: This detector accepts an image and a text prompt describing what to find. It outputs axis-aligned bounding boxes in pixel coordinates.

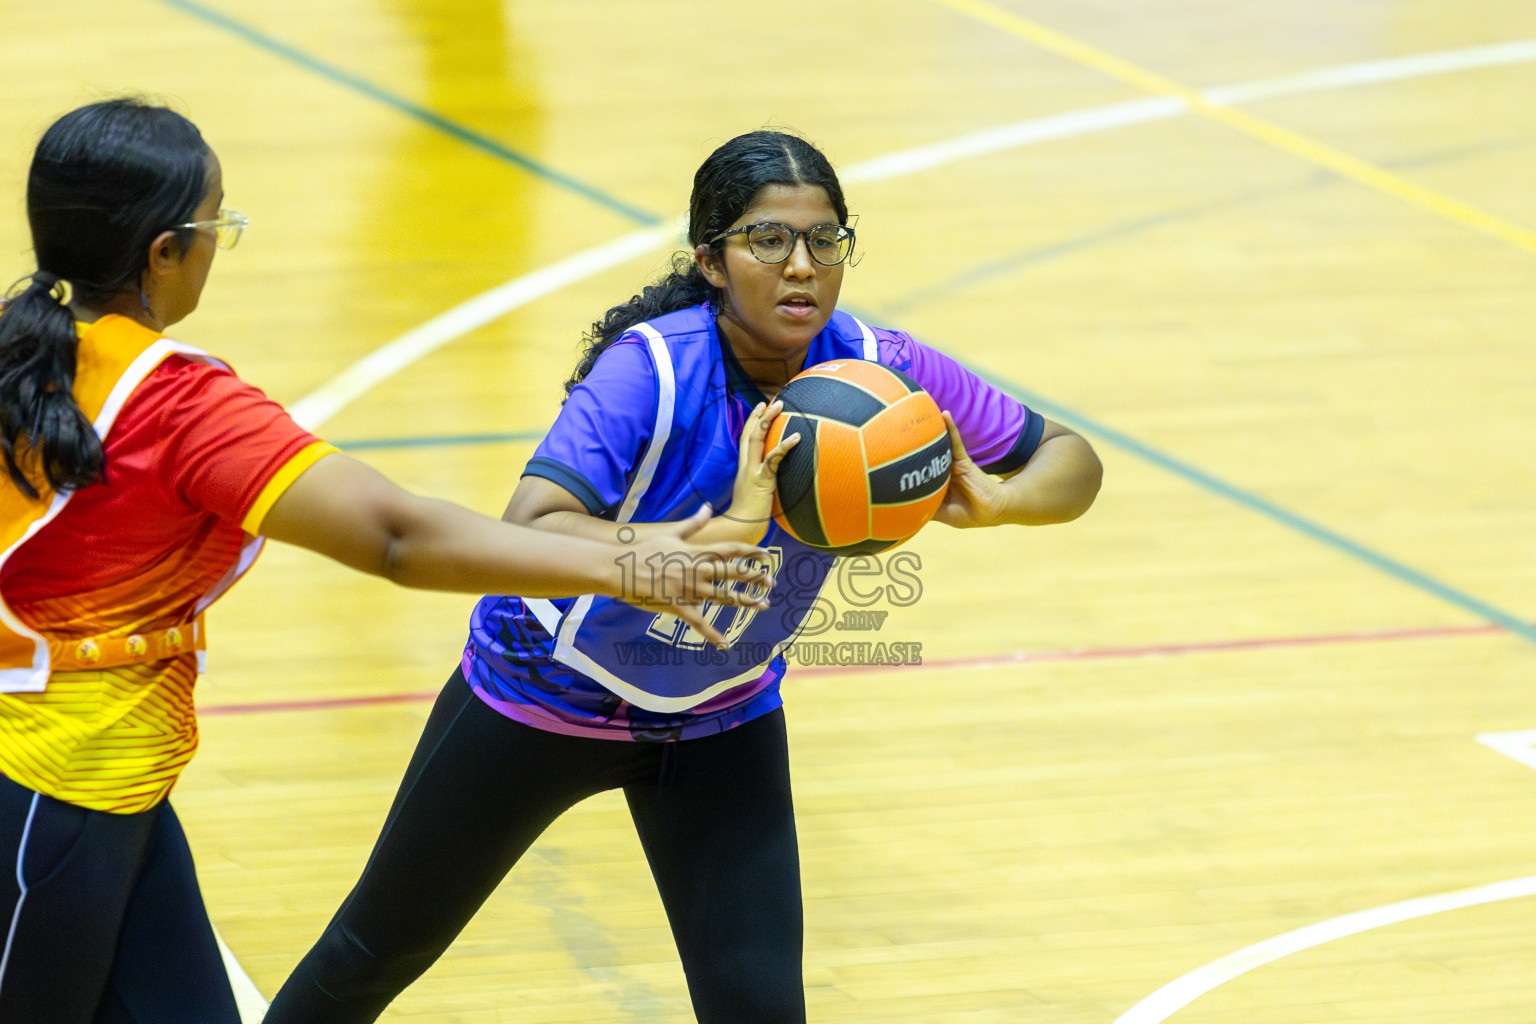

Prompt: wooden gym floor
[2,1,1534,1020]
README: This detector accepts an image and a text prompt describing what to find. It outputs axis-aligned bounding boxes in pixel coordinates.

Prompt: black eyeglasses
[710,222,855,266]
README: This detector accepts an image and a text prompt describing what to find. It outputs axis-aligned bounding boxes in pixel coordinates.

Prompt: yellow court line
[931,0,1536,254]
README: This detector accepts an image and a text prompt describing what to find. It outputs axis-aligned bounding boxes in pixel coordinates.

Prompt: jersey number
[645,546,783,649]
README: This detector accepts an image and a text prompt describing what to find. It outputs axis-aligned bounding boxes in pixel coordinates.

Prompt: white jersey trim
[548,325,685,709]
[615,325,675,523]
[555,644,780,714]
[849,314,879,359]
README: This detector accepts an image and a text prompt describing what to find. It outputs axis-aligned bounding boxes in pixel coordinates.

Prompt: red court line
[198,620,1509,717]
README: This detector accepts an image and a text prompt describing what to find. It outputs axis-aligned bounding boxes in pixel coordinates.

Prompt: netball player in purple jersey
[266,131,1101,1024]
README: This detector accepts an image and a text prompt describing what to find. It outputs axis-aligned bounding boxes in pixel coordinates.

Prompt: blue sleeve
[523,338,658,517]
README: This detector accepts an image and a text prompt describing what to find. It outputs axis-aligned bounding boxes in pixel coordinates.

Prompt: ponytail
[1,98,210,498]
[563,253,715,398]
[0,273,102,498]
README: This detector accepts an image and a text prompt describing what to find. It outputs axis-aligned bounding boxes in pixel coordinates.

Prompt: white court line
[215,929,269,1023]
[844,37,1536,184]
[1204,38,1536,105]
[1113,875,1536,1024]
[840,96,1189,183]
[288,225,675,431]
[1477,729,1536,771]
[211,734,1536,1024]
[288,37,1536,431]
[1116,728,1536,1023]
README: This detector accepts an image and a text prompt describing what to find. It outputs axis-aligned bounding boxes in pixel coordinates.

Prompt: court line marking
[1112,875,1536,1024]
[1476,729,1536,771]
[288,225,674,429]
[942,354,1536,645]
[215,930,268,1022]
[930,0,1536,253]
[333,429,546,451]
[198,619,1514,718]
[153,0,658,226]
[1202,38,1536,105]
[207,640,1535,1024]
[879,126,1536,318]
[283,35,1536,432]
[161,0,1536,239]
[843,37,1536,182]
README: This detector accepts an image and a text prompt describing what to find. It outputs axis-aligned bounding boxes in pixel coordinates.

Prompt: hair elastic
[31,271,71,306]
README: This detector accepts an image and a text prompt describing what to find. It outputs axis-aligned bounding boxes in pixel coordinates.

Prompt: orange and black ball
[766,360,951,556]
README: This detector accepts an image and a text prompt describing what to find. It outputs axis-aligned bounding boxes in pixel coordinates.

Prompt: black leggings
[265,668,804,1024]
[0,776,239,1024]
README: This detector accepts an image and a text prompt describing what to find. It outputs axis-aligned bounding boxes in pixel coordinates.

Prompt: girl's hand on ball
[725,401,799,540]
[932,411,1005,529]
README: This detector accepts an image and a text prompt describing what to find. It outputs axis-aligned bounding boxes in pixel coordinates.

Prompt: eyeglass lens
[746,223,852,266]
[214,211,244,250]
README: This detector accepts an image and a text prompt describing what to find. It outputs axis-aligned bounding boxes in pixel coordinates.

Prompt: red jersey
[0,315,334,812]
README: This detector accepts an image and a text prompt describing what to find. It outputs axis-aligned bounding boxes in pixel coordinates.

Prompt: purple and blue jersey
[462,303,1042,741]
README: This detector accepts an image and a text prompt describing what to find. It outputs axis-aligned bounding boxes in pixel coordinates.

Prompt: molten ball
[765,360,951,555]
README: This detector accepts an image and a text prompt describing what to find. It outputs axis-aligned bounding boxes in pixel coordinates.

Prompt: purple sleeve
[876,329,1044,474]
[523,337,657,515]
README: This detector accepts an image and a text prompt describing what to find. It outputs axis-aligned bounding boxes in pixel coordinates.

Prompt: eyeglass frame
[172,209,249,250]
[708,221,856,267]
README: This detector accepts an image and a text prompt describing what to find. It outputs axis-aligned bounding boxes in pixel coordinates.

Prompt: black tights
[0,776,239,1024]
[265,668,804,1024]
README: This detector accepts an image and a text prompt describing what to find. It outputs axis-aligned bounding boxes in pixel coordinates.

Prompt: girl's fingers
[770,430,801,456]
[743,401,787,469]
[941,410,971,463]
[739,402,767,466]
[933,411,970,469]
[763,432,800,474]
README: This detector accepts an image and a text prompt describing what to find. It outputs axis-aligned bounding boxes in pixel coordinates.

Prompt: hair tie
[31,271,70,306]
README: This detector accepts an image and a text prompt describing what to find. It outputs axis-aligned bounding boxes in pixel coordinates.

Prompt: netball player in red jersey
[0,98,767,1024]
